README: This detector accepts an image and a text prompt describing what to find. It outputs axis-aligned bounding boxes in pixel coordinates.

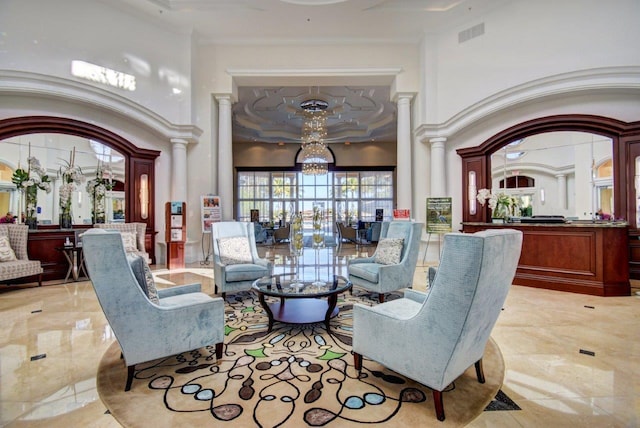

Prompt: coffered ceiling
[232,86,397,144]
[109,0,510,144]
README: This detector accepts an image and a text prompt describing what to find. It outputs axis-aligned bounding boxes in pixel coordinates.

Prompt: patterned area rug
[97,291,504,427]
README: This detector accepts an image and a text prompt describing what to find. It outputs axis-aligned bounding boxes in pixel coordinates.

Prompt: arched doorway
[457,113,640,280]
[0,116,160,266]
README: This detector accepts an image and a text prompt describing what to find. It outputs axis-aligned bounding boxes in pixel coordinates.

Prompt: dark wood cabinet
[27,227,90,282]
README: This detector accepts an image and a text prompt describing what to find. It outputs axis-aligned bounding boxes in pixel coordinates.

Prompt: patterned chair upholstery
[352,229,523,421]
[82,228,225,391]
[94,222,150,264]
[347,221,422,303]
[0,224,43,286]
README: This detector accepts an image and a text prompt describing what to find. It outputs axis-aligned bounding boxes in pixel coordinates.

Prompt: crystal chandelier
[300,101,330,175]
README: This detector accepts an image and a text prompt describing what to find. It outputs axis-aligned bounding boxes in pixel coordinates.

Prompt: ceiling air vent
[458,23,485,43]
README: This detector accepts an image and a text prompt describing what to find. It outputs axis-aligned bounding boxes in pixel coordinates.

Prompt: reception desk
[461,221,630,297]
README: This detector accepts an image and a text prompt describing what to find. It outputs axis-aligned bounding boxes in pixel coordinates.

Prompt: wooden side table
[56,246,88,282]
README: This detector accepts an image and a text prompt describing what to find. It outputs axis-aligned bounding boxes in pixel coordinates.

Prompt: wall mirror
[490,131,613,220]
[0,133,126,225]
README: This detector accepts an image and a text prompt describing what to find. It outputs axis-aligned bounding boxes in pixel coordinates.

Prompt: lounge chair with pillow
[353,229,523,421]
[211,221,273,298]
[347,221,422,303]
[82,228,225,391]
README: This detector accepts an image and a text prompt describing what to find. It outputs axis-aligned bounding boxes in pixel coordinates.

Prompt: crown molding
[415,66,640,142]
[0,70,203,143]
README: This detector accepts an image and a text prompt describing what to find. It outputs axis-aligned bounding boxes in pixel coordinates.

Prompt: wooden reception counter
[461,221,630,297]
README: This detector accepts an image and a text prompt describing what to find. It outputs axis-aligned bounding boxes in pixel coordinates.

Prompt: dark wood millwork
[462,222,630,296]
[0,116,161,276]
[26,227,90,282]
[165,202,186,269]
[457,114,640,280]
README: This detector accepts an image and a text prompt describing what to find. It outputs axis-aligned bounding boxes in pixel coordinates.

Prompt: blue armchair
[211,221,273,298]
[253,222,268,244]
[352,229,523,421]
[82,228,225,391]
[347,221,422,303]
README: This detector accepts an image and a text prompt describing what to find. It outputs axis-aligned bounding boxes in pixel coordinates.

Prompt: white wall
[431,0,640,123]
[1,0,639,264]
[0,0,193,124]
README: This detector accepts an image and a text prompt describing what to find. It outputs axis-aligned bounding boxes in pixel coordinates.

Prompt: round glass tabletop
[252,273,351,298]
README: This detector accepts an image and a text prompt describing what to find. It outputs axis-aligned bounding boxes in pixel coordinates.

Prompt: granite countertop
[462,221,629,228]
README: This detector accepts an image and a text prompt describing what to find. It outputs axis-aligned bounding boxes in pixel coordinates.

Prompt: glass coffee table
[252,273,352,332]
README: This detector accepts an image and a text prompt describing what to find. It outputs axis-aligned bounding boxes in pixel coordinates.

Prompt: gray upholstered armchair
[82,228,225,391]
[347,221,422,303]
[211,221,273,298]
[352,229,523,421]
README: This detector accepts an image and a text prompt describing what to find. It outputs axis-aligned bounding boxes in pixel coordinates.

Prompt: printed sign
[426,197,452,233]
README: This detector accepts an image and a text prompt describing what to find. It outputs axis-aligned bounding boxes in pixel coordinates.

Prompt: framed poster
[250,209,259,223]
[375,209,384,222]
[426,197,452,234]
[393,209,411,221]
[170,201,183,215]
[201,195,221,233]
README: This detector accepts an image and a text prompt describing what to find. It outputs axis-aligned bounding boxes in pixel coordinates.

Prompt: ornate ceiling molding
[0,70,203,143]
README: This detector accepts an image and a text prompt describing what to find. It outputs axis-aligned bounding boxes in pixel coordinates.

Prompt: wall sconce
[540,188,545,205]
[468,171,477,215]
[139,174,149,219]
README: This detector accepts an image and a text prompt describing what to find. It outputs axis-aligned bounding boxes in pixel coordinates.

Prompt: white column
[170,139,188,201]
[429,137,447,197]
[395,93,413,211]
[556,174,567,210]
[216,95,233,220]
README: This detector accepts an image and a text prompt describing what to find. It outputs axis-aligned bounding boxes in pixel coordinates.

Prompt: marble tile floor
[1,243,639,427]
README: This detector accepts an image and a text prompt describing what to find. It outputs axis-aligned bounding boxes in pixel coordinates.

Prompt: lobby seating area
[0,234,640,428]
[1,237,638,426]
[348,221,423,302]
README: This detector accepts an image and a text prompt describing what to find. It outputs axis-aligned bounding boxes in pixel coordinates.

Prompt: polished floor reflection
[1,242,639,427]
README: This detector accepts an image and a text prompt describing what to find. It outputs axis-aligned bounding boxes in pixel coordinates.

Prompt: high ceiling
[110,0,510,143]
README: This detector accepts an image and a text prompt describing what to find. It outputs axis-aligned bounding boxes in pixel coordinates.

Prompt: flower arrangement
[58,148,85,228]
[11,146,52,228]
[86,161,114,224]
[476,188,519,220]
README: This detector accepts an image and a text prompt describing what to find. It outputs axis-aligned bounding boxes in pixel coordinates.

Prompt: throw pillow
[218,236,253,265]
[127,253,159,304]
[142,258,159,304]
[0,235,17,262]
[374,238,404,265]
[121,232,138,253]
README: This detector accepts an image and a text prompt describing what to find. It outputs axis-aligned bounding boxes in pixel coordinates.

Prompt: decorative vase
[289,212,304,286]
[312,208,325,286]
[492,203,511,221]
[91,193,106,224]
[24,185,38,230]
[59,212,73,229]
